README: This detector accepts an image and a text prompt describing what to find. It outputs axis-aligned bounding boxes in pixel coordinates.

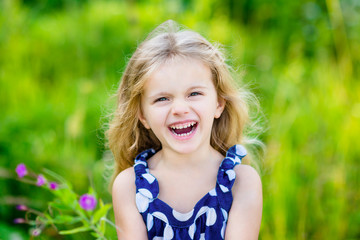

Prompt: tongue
[173,125,192,135]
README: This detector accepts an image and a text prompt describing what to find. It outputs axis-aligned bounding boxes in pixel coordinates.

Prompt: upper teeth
[170,122,196,129]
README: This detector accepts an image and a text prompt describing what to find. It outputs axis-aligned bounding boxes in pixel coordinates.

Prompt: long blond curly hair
[107,20,263,187]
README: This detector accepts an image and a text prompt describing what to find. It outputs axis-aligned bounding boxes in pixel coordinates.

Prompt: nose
[171,99,190,116]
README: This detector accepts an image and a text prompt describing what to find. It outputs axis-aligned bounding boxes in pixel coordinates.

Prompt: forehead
[142,57,213,94]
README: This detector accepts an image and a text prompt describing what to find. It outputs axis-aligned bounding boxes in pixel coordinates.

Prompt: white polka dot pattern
[152,211,169,224]
[142,173,156,184]
[134,161,147,167]
[139,188,153,199]
[147,213,154,231]
[136,192,149,213]
[172,209,194,222]
[235,144,247,157]
[133,145,246,239]
[209,188,217,196]
[226,169,236,181]
[221,208,228,222]
[234,156,242,164]
[205,208,217,226]
[163,224,174,240]
[219,184,229,193]
[195,206,209,219]
[188,223,196,238]
[221,221,226,239]
[221,208,228,239]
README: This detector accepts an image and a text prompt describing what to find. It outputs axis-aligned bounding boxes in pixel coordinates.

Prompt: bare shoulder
[233,164,262,194]
[225,165,262,240]
[232,164,262,209]
[112,167,147,239]
[112,167,136,195]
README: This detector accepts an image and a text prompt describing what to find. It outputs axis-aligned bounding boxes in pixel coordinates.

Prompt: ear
[138,110,151,129]
[214,97,226,119]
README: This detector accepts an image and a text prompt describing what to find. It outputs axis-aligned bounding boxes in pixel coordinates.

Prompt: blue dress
[134,145,247,240]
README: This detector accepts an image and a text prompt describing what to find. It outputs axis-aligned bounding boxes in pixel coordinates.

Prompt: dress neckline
[134,144,247,227]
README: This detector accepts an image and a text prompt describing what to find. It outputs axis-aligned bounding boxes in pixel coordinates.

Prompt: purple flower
[36,174,46,186]
[49,182,58,190]
[79,194,97,211]
[15,163,27,178]
[16,205,28,211]
[31,228,41,236]
[14,218,26,224]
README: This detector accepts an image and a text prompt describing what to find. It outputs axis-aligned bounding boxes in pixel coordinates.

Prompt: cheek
[145,106,168,126]
[195,98,218,115]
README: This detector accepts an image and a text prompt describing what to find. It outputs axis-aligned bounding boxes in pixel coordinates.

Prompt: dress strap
[134,149,159,204]
[216,144,247,212]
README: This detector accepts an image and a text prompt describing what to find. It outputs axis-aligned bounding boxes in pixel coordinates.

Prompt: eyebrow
[147,85,208,99]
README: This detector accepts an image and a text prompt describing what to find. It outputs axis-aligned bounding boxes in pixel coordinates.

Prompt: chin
[168,141,203,155]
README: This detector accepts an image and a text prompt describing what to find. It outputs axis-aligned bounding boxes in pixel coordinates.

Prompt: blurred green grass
[0,0,359,239]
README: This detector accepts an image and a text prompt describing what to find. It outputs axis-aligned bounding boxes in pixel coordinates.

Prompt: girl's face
[139,57,225,155]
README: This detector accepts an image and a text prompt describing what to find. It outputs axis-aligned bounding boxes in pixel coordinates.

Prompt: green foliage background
[0,0,359,239]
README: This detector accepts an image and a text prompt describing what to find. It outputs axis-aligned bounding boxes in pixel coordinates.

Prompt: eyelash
[155,97,168,102]
[189,92,202,96]
[154,92,202,103]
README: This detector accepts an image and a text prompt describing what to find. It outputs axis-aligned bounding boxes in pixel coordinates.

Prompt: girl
[108,20,263,239]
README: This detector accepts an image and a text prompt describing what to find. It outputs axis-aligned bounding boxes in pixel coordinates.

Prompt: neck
[157,144,221,171]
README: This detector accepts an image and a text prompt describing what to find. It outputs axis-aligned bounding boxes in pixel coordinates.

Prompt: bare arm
[112,167,148,240]
[225,165,263,240]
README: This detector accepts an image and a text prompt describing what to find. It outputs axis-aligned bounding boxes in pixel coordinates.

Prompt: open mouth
[169,122,198,137]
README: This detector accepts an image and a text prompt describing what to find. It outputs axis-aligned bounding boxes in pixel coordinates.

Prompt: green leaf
[44,213,53,221]
[99,199,104,208]
[91,203,112,225]
[59,226,91,235]
[49,201,73,211]
[53,215,74,224]
[43,168,71,188]
[91,232,101,238]
[98,218,106,235]
[60,189,77,203]
[88,186,96,197]
[53,215,82,224]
